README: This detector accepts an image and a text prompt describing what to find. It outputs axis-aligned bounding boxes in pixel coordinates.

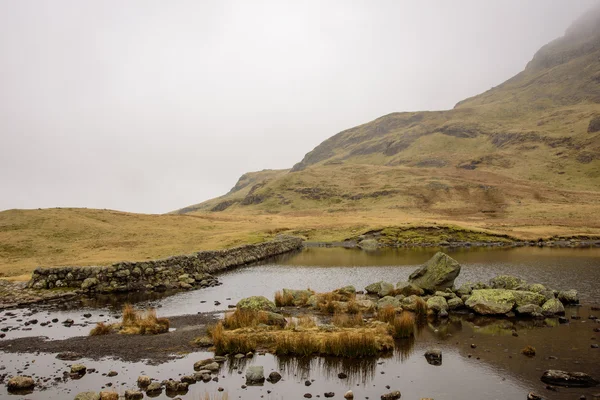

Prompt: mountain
[178,5,600,236]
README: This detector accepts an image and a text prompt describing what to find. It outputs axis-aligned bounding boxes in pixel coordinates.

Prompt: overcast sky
[1,0,597,214]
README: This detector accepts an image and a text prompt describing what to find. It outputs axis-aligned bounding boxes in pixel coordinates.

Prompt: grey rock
[246,366,265,385]
[541,370,599,387]
[409,252,461,293]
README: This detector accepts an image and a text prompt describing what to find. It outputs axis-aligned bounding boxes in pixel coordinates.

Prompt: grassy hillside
[179,6,600,229]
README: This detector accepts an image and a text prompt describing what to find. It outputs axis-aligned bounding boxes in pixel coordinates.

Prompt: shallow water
[1,246,600,399]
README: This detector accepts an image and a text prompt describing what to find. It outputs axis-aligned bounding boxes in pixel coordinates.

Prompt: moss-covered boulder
[333,286,356,300]
[237,296,276,313]
[527,283,547,293]
[365,281,394,297]
[465,289,516,315]
[426,296,448,313]
[488,275,526,290]
[377,296,401,310]
[395,281,424,296]
[447,297,464,310]
[408,252,461,293]
[541,298,565,316]
[400,295,422,312]
[510,290,546,307]
[263,311,286,327]
[558,289,579,304]
[356,299,376,312]
[516,304,543,316]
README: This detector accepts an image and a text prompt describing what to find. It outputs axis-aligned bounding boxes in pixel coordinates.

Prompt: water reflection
[276,355,380,385]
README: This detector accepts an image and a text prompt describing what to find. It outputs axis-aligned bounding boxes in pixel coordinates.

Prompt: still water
[0,246,599,399]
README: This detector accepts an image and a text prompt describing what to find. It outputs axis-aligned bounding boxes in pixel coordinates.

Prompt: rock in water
[424,348,442,366]
[426,296,448,313]
[465,289,516,315]
[488,275,526,290]
[527,393,543,400]
[267,371,282,383]
[380,390,401,400]
[7,376,35,391]
[236,296,277,312]
[99,392,119,400]
[558,289,579,304]
[71,364,87,375]
[540,370,599,387]
[124,390,144,400]
[541,299,565,316]
[510,290,546,307]
[344,390,354,399]
[246,366,265,385]
[408,252,461,293]
[137,375,152,387]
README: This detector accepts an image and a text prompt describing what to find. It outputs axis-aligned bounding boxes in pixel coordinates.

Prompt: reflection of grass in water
[394,336,416,362]
[225,355,250,374]
[276,355,379,385]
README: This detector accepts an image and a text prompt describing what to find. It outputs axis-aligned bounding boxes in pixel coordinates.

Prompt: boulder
[267,371,282,383]
[246,366,265,385]
[395,281,424,296]
[263,311,287,327]
[424,348,442,366]
[377,296,401,310]
[408,252,461,293]
[510,291,546,307]
[71,364,87,375]
[137,375,152,387]
[426,296,448,313]
[488,275,526,290]
[540,370,599,387]
[145,382,162,394]
[558,289,579,304]
[358,239,378,250]
[516,304,543,316]
[7,376,35,391]
[447,297,464,310]
[81,278,99,291]
[541,299,565,316]
[194,358,215,370]
[334,285,357,297]
[124,389,144,400]
[237,296,276,312]
[380,390,402,400]
[203,362,220,372]
[365,281,394,297]
[528,283,547,293]
[400,295,422,312]
[356,299,376,311]
[465,289,516,315]
[74,392,100,400]
[99,392,119,400]
[434,291,455,300]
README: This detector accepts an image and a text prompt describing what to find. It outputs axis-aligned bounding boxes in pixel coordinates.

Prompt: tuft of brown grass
[332,312,364,328]
[320,331,383,357]
[122,303,138,325]
[275,332,320,356]
[274,290,294,307]
[211,322,257,355]
[415,297,428,318]
[390,312,415,338]
[89,322,112,336]
[223,309,269,329]
[286,314,317,330]
[347,299,360,314]
[377,305,397,324]
[521,345,536,357]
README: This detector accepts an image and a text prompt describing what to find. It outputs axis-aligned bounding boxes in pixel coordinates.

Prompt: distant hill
[179,5,600,225]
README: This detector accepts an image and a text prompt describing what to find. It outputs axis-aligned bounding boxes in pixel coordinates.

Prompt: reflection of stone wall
[27,237,303,294]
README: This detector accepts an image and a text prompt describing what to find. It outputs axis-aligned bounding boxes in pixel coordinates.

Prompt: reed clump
[332,312,364,328]
[88,304,169,336]
[274,290,295,307]
[223,309,269,329]
[286,314,317,330]
[390,312,415,338]
[521,345,536,357]
[414,297,428,318]
[211,322,258,354]
[89,322,112,336]
[377,305,397,324]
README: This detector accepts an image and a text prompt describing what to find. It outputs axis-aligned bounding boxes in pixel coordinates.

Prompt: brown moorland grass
[89,304,169,336]
[223,309,269,330]
[286,314,317,330]
[414,297,428,318]
[390,312,415,338]
[274,290,294,307]
[521,345,536,357]
[332,312,364,328]
[377,305,398,324]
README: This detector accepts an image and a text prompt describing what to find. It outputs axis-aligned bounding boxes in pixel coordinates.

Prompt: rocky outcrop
[408,252,461,293]
[27,237,302,294]
[365,281,394,297]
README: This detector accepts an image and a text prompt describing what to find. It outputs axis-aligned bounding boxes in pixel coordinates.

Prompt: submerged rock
[145,382,162,394]
[246,366,265,385]
[465,289,516,315]
[540,370,599,387]
[408,252,461,293]
[237,296,277,312]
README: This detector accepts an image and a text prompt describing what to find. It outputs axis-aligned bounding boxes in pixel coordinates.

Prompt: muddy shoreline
[305,239,600,249]
[0,312,219,364]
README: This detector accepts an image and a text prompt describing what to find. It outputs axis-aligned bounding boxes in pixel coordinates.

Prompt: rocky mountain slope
[179,6,600,227]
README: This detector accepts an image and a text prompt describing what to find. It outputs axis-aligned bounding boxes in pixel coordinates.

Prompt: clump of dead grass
[521,345,536,357]
[377,305,397,323]
[390,312,415,338]
[89,304,169,336]
[414,297,428,318]
[223,309,269,329]
[89,322,112,336]
[332,312,364,328]
[274,290,295,307]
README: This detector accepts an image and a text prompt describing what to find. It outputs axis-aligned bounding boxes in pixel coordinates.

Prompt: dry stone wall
[27,237,303,294]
